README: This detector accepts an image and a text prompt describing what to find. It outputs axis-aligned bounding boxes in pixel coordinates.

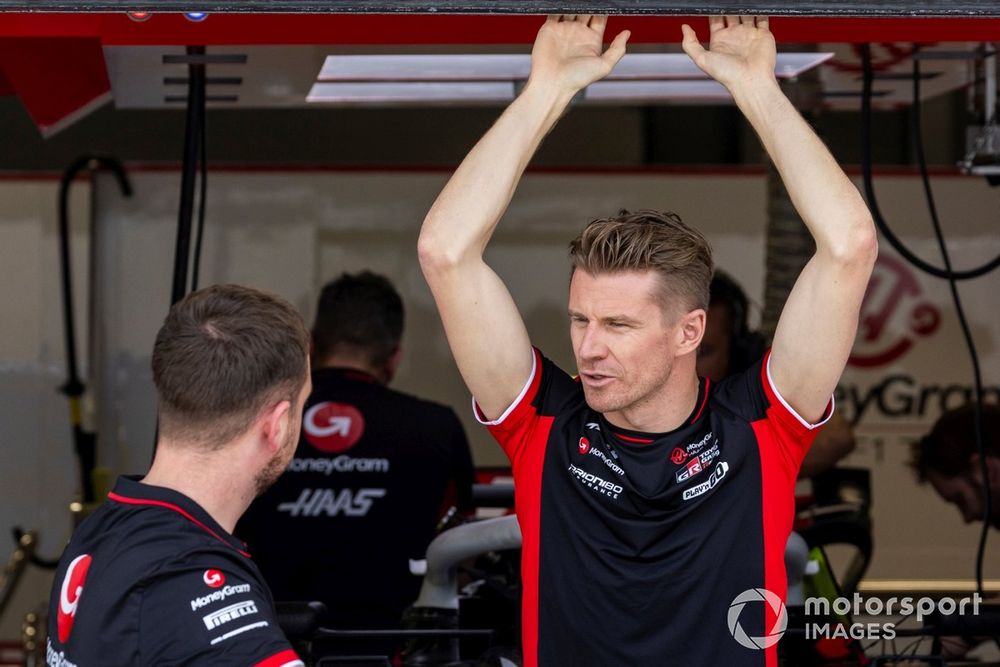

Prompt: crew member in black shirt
[239,271,474,655]
[47,284,312,666]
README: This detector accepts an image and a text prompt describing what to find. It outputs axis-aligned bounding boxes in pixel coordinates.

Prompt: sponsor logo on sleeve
[56,554,92,642]
[682,461,729,501]
[190,583,253,611]
[203,569,225,589]
[203,600,259,630]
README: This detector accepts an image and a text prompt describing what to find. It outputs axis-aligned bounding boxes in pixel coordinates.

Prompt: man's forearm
[418,81,575,267]
[732,77,875,257]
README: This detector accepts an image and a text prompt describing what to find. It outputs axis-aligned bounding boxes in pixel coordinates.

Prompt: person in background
[238,271,474,658]
[698,270,856,477]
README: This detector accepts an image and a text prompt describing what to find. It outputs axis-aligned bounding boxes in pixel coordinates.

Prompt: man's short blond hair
[568,209,714,315]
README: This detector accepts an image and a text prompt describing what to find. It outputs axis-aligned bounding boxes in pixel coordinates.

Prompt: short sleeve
[138,557,302,666]
[714,349,834,473]
[471,348,581,467]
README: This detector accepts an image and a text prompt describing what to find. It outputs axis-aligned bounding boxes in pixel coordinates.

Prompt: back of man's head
[568,209,714,317]
[312,271,404,372]
[152,284,310,449]
[912,403,1000,481]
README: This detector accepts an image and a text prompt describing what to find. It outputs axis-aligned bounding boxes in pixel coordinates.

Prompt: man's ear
[260,399,292,454]
[675,308,706,356]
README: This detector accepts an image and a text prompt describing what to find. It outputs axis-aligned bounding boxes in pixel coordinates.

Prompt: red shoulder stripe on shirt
[107,492,251,558]
[254,649,304,667]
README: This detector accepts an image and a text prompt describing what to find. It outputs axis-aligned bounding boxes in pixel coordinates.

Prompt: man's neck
[315,353,387,384]
[142,442,254,533]
[603,370,701,435]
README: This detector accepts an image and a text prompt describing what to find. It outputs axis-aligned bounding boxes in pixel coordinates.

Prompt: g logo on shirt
[57,554,92,642]
[578,437,591,455]
[203,569,225,589]
[304,402,365,453]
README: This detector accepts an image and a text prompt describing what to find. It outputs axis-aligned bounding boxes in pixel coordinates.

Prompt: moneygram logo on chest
[848,254,940,369]
[304,402,365,453]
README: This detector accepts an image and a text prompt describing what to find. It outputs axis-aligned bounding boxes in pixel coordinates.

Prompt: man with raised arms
[419,14,876,666]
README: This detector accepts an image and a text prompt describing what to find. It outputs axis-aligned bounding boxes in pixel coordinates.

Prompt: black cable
[191,107,207,291]
[57,155,132,504]
[910,50,992,604]
[170,45,206,306]
[861,44,1000,281]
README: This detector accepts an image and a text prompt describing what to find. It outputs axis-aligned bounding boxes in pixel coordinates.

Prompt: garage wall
[1,169,998,641]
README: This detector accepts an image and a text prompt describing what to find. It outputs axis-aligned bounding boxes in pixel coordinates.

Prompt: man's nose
[579,325,608,360]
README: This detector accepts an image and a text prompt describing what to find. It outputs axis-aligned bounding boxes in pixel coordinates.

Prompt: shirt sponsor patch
[568,463,623,500]
[190,583,252,611]
[681,461,729,501]
[203,600,259,630]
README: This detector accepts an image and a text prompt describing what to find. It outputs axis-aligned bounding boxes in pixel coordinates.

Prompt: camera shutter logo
[728,588,787,650]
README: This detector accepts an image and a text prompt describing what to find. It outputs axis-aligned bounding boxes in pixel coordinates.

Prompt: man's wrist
[728,74,784,118]
[521,75,579,112]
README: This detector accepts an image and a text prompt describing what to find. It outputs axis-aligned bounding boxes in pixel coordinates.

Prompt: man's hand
[529,15,629,95]
[681,16,776,93]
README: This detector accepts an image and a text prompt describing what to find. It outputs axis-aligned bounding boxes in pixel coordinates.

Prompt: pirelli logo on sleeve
[203,600,259,630]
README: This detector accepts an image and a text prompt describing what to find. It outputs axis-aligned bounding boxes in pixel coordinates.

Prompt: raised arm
[682,16,877,422]
[418,16,628,420]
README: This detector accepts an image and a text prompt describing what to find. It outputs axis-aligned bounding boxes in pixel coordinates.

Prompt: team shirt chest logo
[303,402,365,453]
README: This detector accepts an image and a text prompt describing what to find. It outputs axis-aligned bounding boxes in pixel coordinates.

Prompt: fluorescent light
[306,81,515,104]
[317,53,833,83]
[586,80,733,102]
[319,54,531,81]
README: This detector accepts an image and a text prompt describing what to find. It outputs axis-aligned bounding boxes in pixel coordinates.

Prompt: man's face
[926,466,1000,529]
[697,302,733,382]
[568,269,681,419]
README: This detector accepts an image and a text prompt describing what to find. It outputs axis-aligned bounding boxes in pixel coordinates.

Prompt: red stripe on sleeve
[254,649,304,667]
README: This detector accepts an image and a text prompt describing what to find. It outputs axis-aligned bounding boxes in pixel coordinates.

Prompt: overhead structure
[1,0,1000,15]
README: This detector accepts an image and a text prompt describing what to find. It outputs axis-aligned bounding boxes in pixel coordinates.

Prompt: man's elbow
[418,226,462,276]
[828,215,878,269]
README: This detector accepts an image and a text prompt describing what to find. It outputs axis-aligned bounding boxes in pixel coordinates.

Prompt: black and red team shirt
[46,476,301,667]
[237,367,474,633]
[474,348,832,667]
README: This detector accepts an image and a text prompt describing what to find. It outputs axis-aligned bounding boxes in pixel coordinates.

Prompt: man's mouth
[580,372,616,388]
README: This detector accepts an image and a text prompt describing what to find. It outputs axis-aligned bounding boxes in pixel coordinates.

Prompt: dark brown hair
[311,271,404,370]
[911,403,1000,481]
[152,284,310,448]
[568,209,714,315]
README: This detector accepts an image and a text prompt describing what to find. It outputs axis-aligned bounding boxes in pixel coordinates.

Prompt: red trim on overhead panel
[0,13,998,45]
[0,37,109,135]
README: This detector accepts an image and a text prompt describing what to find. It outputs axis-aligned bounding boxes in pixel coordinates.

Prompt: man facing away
[418,15,876,667]
[238,271,474,658]
[48,284,312,666]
